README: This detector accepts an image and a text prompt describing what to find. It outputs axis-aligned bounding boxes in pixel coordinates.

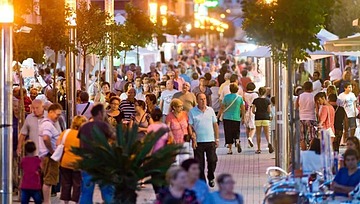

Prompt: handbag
[51,129,71,162]
[219,95,239,121]
[325,105,335,138]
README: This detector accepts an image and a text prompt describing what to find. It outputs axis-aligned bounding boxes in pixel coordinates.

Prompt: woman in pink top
[147,108,169,194]
[315,92,335,145]
[166,98,191,164]
[148,109,169,153]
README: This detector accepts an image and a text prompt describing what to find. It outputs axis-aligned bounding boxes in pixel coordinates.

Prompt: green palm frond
[72,124,183,203]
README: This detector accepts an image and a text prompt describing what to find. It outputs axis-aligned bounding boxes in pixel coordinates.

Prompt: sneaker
[268,143,274,154]
[236,142,242,153]
[255,150,261,154]
[248,138,254,148]
[209,179,215,188]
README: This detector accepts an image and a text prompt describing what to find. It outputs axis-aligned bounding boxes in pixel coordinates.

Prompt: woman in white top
[243,82,258,148]
[300,138,322,174]
[120,82,133,101]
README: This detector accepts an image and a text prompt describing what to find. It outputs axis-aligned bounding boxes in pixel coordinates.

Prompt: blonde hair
[166,166,185,184]
[71,115,87,130]
[170,98,183,111]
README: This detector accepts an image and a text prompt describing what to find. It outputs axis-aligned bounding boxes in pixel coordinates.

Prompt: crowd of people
[13,46,360,202]
[14,54,268,203]
[295,59,360,200]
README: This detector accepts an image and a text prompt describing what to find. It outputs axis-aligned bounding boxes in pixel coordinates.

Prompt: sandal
[255,150,261,154]
[227,149,233,154]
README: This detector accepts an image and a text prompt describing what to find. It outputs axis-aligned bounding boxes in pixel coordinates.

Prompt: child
[20,141,42,204]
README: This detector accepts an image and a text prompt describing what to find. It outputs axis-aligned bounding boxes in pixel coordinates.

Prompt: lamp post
[0,0,14,203]
[65,0,77,126]
[105,0,114,84]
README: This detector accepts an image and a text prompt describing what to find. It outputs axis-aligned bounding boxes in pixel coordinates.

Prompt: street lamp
[149,2,157,24]
[65,0,77,126]
[0,0,14,203]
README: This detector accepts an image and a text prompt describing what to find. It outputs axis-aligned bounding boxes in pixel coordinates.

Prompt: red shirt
[21,156,42,190]
[240,77,252,91]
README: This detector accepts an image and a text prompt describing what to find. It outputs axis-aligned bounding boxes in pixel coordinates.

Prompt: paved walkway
[13,124,275,204]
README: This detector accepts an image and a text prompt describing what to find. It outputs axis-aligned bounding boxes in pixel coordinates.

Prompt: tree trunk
[81,50,87,91]
[114,187,137,204]
[53,50,58,103]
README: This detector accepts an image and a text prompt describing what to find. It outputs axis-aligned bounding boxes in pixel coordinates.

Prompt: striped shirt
[120,99,136,121]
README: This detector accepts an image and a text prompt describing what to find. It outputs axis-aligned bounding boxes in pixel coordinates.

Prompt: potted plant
[72,125,182,204]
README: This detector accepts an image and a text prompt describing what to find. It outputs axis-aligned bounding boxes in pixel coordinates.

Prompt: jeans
[193,142,218,182]
[79,171,114,204]
[21,189,42,204]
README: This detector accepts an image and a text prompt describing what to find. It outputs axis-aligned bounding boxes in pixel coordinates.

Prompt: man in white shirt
[218,73,232,98]
[338,82,357,138]
[312,71,322,95]
[38,103,63,204]
[159,80,179,117]
[219,74,244,103]
[329,63,342,82]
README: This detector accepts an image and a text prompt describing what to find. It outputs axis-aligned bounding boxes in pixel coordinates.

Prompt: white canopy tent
[239,46,271,58]
[316,29,339,45]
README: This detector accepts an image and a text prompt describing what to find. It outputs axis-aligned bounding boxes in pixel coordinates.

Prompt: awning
[316,29,338,45]
[324,36,360,52]
[239,46,271,58]
[307,50,334,60]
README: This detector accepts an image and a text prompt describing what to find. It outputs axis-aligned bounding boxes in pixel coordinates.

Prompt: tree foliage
[242,0,335,60]
[13,0,33,25]
[13,0,44,63]
[161,14,183,36]
[38,0,70,55]
[327,0,360,38]
[123,4,157,48]
[76,1,110,89]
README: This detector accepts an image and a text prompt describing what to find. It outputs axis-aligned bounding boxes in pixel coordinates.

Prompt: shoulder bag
[81,102,91,115]
[219,95,239,121]
[51,129,71,162]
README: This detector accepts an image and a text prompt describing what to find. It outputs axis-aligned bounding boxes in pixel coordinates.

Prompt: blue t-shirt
[189,106,217,143]
[191,180,209,203]
[333,167,360,197]
[222,93,244,121]
[204,191,243,204]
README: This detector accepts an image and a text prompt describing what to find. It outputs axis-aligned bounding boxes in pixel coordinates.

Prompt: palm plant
[72,124,183,204]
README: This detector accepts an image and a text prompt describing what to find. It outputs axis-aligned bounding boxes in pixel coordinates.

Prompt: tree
[76,1,110,90]
[13,0,44,63]
[109,23,134,66]
[38,0,72,101]
[242,0,335,170]
[72,125,182,204]
[162,14,183,36]
[13,0,33,26]
[327,0,360,38]
[110,4,156,67]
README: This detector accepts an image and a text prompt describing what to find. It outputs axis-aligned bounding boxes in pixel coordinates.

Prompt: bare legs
[42,184,51,204]
[255,126,272,153]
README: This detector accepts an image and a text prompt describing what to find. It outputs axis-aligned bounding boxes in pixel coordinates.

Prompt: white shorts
[244,110,255,129]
